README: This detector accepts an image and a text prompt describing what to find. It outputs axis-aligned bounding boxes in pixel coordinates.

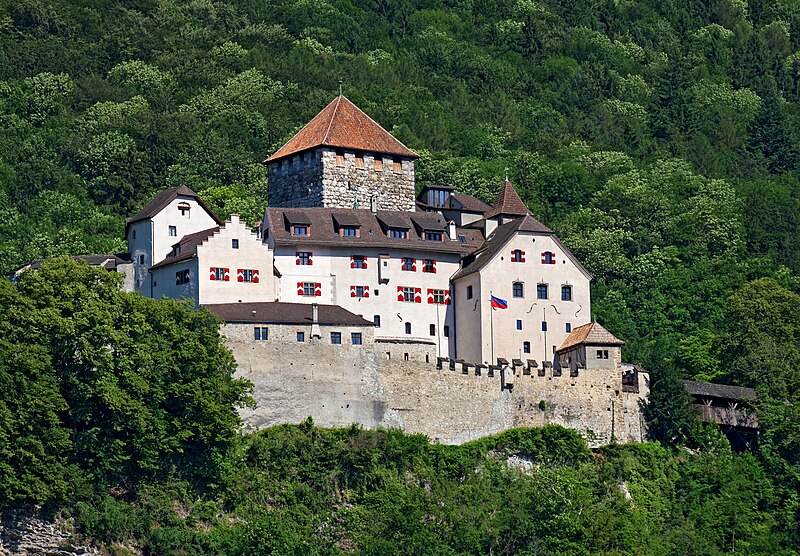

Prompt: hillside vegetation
[2,0,800,551]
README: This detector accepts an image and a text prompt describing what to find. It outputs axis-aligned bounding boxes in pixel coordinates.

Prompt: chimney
[370,195,378,214]
[447,220,457,241]
[230,214,240,224]
[311,303,321,339]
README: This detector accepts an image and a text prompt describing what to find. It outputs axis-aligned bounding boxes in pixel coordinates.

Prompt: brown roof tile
[150,227,219,269]
[265,95,418,163]
[204,302,373,326]
[557,322,624,352]
[484,181,529,219]
[448,194,491,213]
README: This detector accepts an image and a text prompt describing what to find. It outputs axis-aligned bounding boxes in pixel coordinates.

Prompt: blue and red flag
[490,295,508,309]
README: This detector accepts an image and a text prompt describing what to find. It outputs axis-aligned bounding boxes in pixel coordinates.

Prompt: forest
[1,0,800,552]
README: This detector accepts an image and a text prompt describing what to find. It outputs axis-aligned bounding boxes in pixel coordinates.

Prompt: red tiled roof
[265,95,418,163]
[557,322,624,352]
[484,181,530,219]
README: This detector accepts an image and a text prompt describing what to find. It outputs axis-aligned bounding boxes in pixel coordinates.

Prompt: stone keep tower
[265,95,418,212]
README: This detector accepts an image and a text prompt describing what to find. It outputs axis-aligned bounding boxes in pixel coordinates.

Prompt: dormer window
[389,228,408,239]
[340,225,359,237]
[292,225,308,236]
[178,202,191,217]
[424,231,443,241]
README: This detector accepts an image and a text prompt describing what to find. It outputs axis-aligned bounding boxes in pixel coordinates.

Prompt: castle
[27,95,652,445]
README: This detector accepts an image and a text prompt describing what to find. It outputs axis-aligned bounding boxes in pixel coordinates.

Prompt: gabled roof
[682,380,756,401]
[204,302,373,326]
[265,95,418,163]
[557,322,624,352]
[150,227,219,270]
[484,181,529,219]
[448,194,491,213]
[125,186,223,234]
[451,215,554,280]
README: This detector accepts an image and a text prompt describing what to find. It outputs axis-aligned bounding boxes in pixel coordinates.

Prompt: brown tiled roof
[448,194,491,213]
[125,186,223,234]
[557,322,624,352]
[150,227,219,270]
[204,302,373,326]
[484,181,530,219]
[451,215,554,280]
[264,208,479,254]
[265,95,418,163]
[682,380,756,401]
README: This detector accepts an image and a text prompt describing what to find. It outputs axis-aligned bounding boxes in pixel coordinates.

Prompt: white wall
[127,220,153,295]
[151,259,199,302]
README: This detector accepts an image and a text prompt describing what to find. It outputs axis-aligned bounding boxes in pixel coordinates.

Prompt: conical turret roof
[265,95,418,163]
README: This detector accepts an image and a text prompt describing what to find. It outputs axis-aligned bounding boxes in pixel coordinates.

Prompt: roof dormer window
[389,228,408,239]
[424,231,443,241]
[340,225,359,237]
[178,202,191,217]
[292,225,308,236]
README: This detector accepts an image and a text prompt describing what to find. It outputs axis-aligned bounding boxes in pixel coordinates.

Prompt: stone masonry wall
[267,150,325,208]
[228,328,648,446]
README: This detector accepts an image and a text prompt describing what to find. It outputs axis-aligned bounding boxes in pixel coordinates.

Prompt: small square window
[292,226,308,236]
[232,239,239,249]
[422,259,436,273]
[351,333,362,345]
[389,228,408,239]
[297,331,305,342]
[297,251,311,265]
[331,332,342,345]
[405,322,411,335]
[169,225,177,237]
[402,257,415,271]
[424,231,443,241]
[561,285,573,301]
[513,282,524,298]
[340,226,358,237]
[516,320,522,330]
[523,341,530,354]
[466,285,473,299]
[352,255,366,269]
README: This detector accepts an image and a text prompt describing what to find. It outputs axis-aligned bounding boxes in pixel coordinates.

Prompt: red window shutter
[411,259,417,272]
[237,269,244,282]
[350,256,355,269]
[397,287,404,302]
[297,282,304,296]
[224,268,230,281]
[308,253,313,266]
[350,285,356,297]
[363,287,369,298]
[210,267,216,280]
[252,269,259,283]
[541,252,546,264]
[432,260,437,273]
[427,288,434,304]
[363,259,368,269]
[314,283,322,296]
[414,287,421,303]
[296,253,300,265]
[521,251,526,263]
[444,290,452,305]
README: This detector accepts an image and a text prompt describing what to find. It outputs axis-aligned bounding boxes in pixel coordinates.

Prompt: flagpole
[490,290,494,365]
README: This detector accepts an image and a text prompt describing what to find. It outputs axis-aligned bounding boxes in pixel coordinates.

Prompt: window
[232,239,239,249]
[516,319,523,330]
[424,231,443,241]
[542,251,556,264]
[405,322,412,334]
[139,254,145,264]
[169,225,177,237]
[427,189,449,208]
[336,150,345,166]
[374,315,381,327]
[352,255,366,269]
[561,285,573,301]
[254,327,268,341]
[132,230,136,240]
[431,289,447,304]
[292,225,308,236]
[566,323,572,333]
[513,282,524,298]
[429,324,436,336]
[297,251,312,265]
[422,259,436,273]
[541,321,548,332]
[340,226,358,237]
[402,257,415,271]
[467,285,473,299]
[443,325,450,337]
[537,283,548,299]
[401,287,416,302]
[511,249,524,262]
[239,269,257,282]
[178,202,190,217]
[210,267,229,281]
[297,331,305,342]
[351,333,362,345]
[523,341,530,354]
[175,269,190,285]
[374,158,383,171]
[393,159,402,174]
[597,349,609,359]
[355,154,364,169]
[302,282,316,296]
[459,235,467,244]
[389,228,408,239]
[331,332,342,345]
[354,285,366,298]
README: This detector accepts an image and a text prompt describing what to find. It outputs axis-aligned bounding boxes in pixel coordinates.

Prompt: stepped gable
[263,207,478,254]
[452,215,553,280]
[483,180,530,219]
[204,302,372,326]
[265,95,418,163]
[151,226,219,269]
[557,322,624,352]
[125,186,223,231]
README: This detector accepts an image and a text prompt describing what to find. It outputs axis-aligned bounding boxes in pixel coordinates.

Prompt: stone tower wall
[267,148,416,211]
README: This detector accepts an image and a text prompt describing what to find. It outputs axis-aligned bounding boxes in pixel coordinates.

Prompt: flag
[490,295,508,309]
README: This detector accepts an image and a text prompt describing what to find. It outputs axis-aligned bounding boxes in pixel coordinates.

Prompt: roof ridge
[322,95,342,145]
